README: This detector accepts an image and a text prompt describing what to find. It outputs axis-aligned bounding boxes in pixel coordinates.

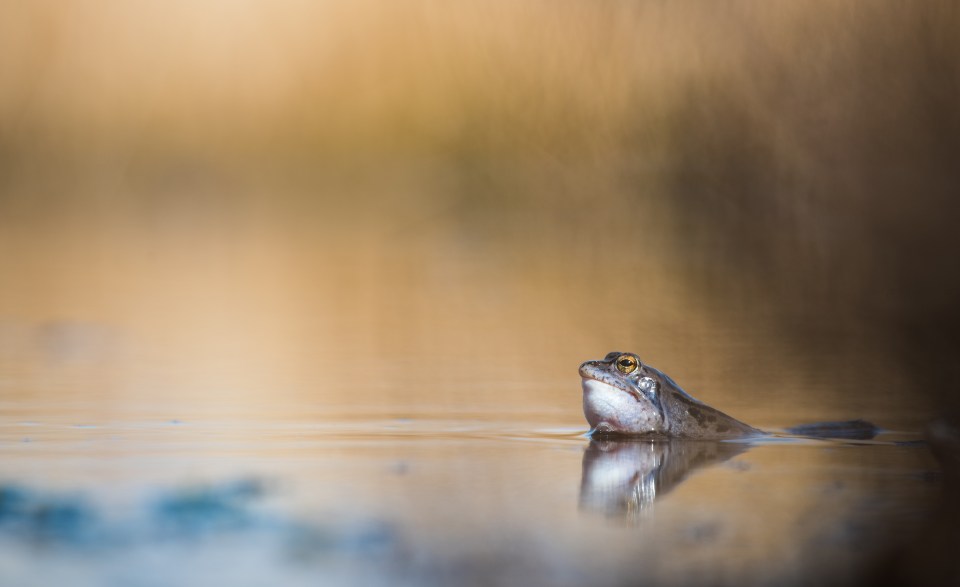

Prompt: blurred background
[0,0,958,428]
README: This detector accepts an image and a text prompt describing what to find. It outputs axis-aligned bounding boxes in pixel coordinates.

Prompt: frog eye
[615,355,639,374]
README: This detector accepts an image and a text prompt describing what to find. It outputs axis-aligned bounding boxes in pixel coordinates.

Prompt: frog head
[579,352,667,436]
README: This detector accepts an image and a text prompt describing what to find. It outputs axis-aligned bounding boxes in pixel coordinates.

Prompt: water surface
[0,401,939,587]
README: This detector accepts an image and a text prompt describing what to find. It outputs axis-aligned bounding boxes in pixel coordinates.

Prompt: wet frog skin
[580,351,878,440]
[580,351,764,439]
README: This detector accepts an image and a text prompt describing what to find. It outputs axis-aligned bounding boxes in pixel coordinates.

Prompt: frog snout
[578,361,600,378]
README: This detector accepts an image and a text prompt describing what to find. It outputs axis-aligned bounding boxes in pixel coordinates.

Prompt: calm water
[0,399,939,587]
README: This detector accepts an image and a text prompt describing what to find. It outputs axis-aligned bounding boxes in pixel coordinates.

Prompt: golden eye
[615,355,638,374]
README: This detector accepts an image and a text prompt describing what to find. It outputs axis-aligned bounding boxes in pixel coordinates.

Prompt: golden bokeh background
[1,1,957,426]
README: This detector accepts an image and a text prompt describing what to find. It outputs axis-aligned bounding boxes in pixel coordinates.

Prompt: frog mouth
[578,362,644,402]
[581,373,644,402]
[579,362,664,413]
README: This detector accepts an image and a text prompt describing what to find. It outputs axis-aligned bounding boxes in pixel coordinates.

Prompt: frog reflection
[579,438,748,519]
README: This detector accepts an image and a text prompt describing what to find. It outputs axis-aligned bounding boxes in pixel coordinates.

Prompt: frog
[580,351,877,440]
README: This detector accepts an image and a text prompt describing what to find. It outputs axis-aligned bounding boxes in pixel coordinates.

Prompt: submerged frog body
[580,351,763,439]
